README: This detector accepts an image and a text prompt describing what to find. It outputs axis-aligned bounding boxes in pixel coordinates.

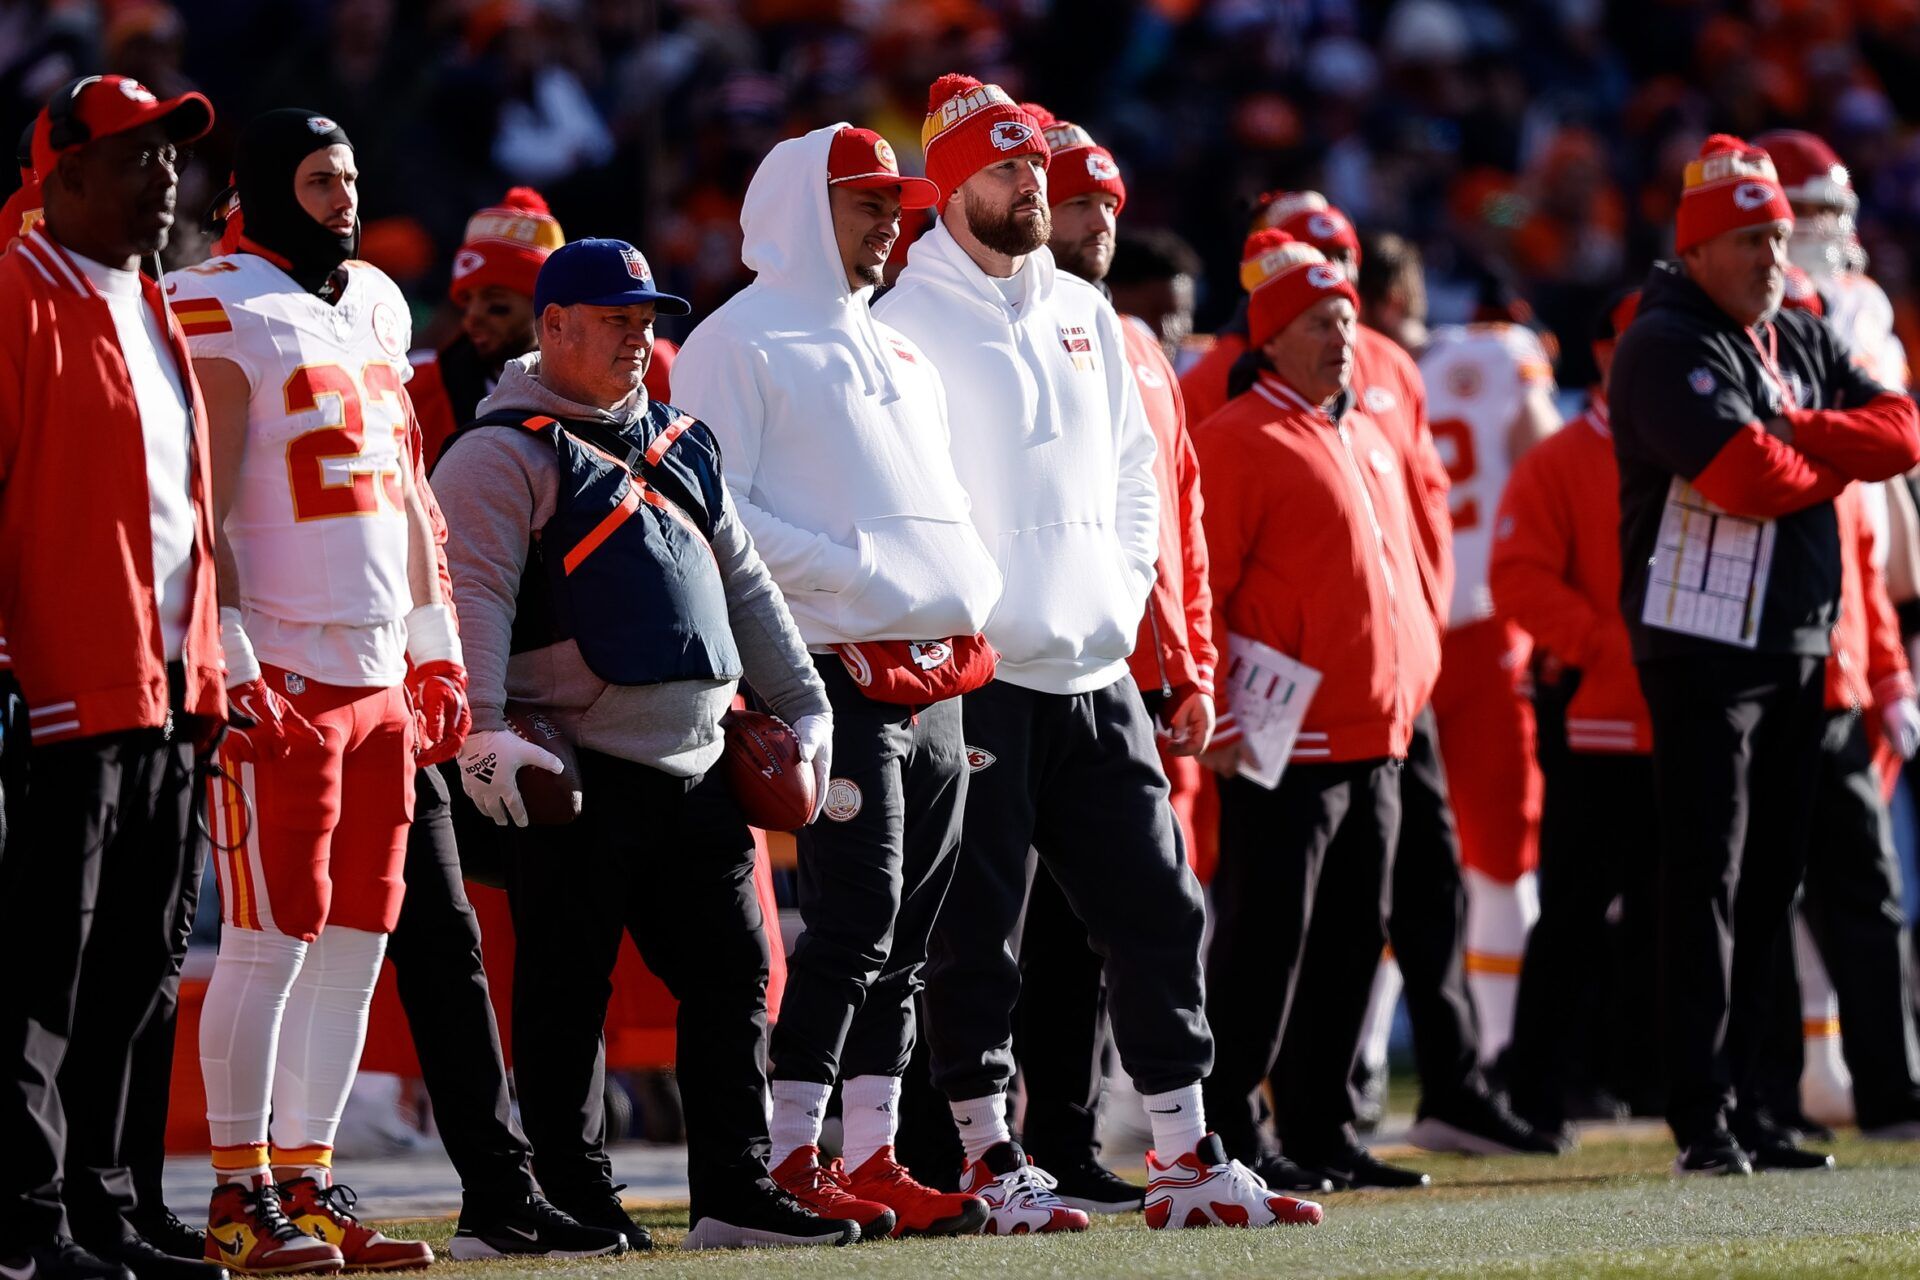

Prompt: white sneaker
[959,1142,1090,1235]
[1144,1134,1326,1229]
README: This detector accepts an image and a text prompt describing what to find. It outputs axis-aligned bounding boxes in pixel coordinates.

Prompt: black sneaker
[124,1210,204,1263]
[0,1239,136,1280]
[1673,1132,1753,1177]
[1407,1088,1562,1156]
[546,1186,652,1252]
[1298,1145,1431,1190]
[449,1195,629,1260]
[1744,1134,1835,1173]
[89,1236,228,1280]
[1251,1154,1334,1194]
[1033,1154,1143,1214]
[681,1178,860,1251]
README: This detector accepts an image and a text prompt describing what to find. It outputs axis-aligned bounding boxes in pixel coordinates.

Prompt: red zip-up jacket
[1355,325,1453,631]
[1179,327,1245,433]
[0,226,225,742]
[1197,370,1440,762]
[1490,397,1650,753]
[1828,482,1913,716]
[1123,316,1216,700]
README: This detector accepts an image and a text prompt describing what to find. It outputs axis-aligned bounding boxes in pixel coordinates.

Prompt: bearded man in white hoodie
[671,123,1003,1241]
[872,73,1323,1233]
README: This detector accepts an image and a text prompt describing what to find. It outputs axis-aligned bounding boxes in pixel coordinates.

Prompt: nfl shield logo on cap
[621,246,649,281]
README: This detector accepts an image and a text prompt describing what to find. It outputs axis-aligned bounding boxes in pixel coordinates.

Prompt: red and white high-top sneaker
[1144,1134,1325,1229]
[959,1141,1090,1235]
[277,1178,434,1271]
[842,1145,989,1237]
[769,1146,898,1239]
[204,1182,344,1275]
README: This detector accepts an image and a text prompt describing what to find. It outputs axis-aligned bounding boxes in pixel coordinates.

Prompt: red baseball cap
[31,74,212,179]
[828,126,938,210]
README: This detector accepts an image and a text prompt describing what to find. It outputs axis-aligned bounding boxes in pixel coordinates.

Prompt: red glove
[226,678,326,761]
[408,659,471,766]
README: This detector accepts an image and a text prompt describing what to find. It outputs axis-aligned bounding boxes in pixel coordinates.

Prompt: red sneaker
[1143,1134,1324,1229]
[959,1141,1090,1235]
[205,1183,343,1275]
[278,1178,435,1271]
[842,1146,989,1237]
[769,1146,898,1239]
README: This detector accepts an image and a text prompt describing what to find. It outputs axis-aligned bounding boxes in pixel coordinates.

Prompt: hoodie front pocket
[836,514,1003,639]
[985,522,1140,666]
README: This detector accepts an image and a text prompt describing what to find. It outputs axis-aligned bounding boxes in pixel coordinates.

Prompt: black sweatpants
[1637,653,1825,1147]
[773,659,966,1085]
[500,754,772,1217]
[1205,760,1401,1162]
[1793,711,1920,1128]
[124,809,206,1222]
[387,766,535,1211]
[1502,750,1660,1124]
[0,725,197,1250]
[923,677,1210,1103]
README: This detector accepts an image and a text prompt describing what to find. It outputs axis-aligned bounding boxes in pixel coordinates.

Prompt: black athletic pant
[1638,653,1825,1148]
[0,722,197,1250]
[1377,706,1481,1111]
[387,766,536,1211]
[499,754,771,1218]
[125,813,206,1224]
[1205,760,1400,1162]
[1792,711,1920,1128]
[1502,751,1659,1124]
[923,678,1210,1104]
[773,659,966,1086]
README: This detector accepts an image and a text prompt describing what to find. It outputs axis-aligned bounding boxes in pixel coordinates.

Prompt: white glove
[1883,695,1920,761]
[459,727,563,827]
[793,712,833,822]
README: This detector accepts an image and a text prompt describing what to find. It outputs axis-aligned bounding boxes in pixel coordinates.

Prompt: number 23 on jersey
[282,361,408,522]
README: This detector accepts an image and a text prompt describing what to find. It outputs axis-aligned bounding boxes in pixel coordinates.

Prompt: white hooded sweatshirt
[671,124,1002,649]
[874,220,1157,695]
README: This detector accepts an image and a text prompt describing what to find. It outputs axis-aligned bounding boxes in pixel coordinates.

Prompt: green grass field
[375,1128,1920,1279]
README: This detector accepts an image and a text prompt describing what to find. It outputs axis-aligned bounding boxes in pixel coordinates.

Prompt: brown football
[720,708,815,832]
[504,702,583,825]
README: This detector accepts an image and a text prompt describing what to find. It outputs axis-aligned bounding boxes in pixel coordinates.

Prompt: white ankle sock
[1142,1083,1207,1159]
[841,1075,901,1171]
[769,1079,831,1168]
[950,1094,1010,1165]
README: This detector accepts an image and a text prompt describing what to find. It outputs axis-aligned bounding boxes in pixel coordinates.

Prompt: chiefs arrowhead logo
[908,640,952,671]
[990,121,1035,151]
[965,747,996,772]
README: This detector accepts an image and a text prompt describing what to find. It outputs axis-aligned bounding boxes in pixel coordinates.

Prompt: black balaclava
[233,108,356,297]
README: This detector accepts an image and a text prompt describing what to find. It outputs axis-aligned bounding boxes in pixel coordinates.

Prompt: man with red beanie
[1196,229,1441,1191]
[409,187,564,466]
[1005,105,1219,1214]
[1612,134,1920,1174]
[877,74,1322,1233]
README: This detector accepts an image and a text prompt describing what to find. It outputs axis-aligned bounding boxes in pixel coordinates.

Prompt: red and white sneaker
[205,1182,344,1275]
[769,1146,899,1239]
[842,1145,989,1237]
[278,1178,435,1271]
[1144,1134,1325,1229]
[960,1142,1090,1235]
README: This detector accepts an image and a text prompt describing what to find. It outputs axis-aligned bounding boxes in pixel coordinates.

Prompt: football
[720,708,815,832]
[504,702,583,825]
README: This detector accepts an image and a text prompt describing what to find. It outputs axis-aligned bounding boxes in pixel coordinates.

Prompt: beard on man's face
[965,187,1051,257]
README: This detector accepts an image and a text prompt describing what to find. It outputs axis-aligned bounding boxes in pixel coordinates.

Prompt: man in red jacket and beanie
[0,75,227,1280]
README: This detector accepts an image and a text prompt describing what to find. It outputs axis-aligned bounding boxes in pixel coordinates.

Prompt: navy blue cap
[533,237,691,317]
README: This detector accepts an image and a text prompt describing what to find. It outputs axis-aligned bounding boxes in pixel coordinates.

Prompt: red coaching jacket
[1829,482,1913,717]
[1490,397,1650,753]
[1179,328,1244,432]
[0,226,225,742]
[1197,370,1440,762]
[1122,316,1216,700]
[1354,325,1453,630]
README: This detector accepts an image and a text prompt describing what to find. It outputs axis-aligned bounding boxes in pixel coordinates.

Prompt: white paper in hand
[1224,633,1321,790]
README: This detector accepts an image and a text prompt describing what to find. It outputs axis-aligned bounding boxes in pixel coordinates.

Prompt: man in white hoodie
[671,123,1002,1240]
[873,73,1322,1233]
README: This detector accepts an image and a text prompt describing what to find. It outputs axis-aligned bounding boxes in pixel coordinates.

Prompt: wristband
[406,603,463,668]
[220,607,260,687]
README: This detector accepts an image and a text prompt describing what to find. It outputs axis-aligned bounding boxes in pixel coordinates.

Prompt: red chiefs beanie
[1024,103,1126,213]
[450,186,565,305]
[1674,134,1793,254]
[1242,229,1358,349]
[920,73,1049,208]
[1275,200,1360,271]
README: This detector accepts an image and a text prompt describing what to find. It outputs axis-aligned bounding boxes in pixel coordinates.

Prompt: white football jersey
[1822,272,1909,391]
[172,254,416,685]
[1419,322,1556,626]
